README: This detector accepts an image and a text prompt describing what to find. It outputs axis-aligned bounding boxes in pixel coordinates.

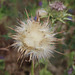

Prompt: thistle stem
[31,60,34,75]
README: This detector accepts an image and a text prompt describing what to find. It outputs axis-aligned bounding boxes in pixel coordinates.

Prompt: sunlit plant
[11,10,58,61]
[36,1,72,25]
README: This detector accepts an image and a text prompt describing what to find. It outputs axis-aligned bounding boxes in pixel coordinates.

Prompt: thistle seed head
[12,16,57,61]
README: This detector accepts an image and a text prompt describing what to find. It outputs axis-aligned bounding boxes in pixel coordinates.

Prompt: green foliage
[64,51,75,75]
[0,59,5,70]
[0,58,9,75]
[63,0,75,9]
[4,71,10,75]
[35,59,53,75]
[68,52,75,66]
[35,59,47,68]
[0,0,18,20]
[42,0,48,8]
[1,34,11,40]
[47,8,72,24]
[40,68,53,75]
[0,0,5,19]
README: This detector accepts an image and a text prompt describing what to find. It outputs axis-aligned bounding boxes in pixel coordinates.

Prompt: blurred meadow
[0,0,75,75]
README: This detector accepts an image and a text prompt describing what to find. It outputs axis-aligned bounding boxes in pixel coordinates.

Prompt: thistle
[36,8,48,17]
[49,1,66,11]
[11,11,58,61]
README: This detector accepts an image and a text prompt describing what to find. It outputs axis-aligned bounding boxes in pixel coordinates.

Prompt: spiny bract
[12,17,57,60]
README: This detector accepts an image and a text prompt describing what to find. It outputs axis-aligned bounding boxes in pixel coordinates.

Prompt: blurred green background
[0,0,75,75]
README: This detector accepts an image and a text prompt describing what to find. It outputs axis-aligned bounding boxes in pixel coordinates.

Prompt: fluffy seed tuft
[12,17,57,61]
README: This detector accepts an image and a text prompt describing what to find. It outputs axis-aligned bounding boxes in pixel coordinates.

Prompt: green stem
[31,60,34,75]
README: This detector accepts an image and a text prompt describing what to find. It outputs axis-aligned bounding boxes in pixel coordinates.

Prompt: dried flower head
[11,12,58,61]
[36,8,48,17]
[49,1,66,11]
